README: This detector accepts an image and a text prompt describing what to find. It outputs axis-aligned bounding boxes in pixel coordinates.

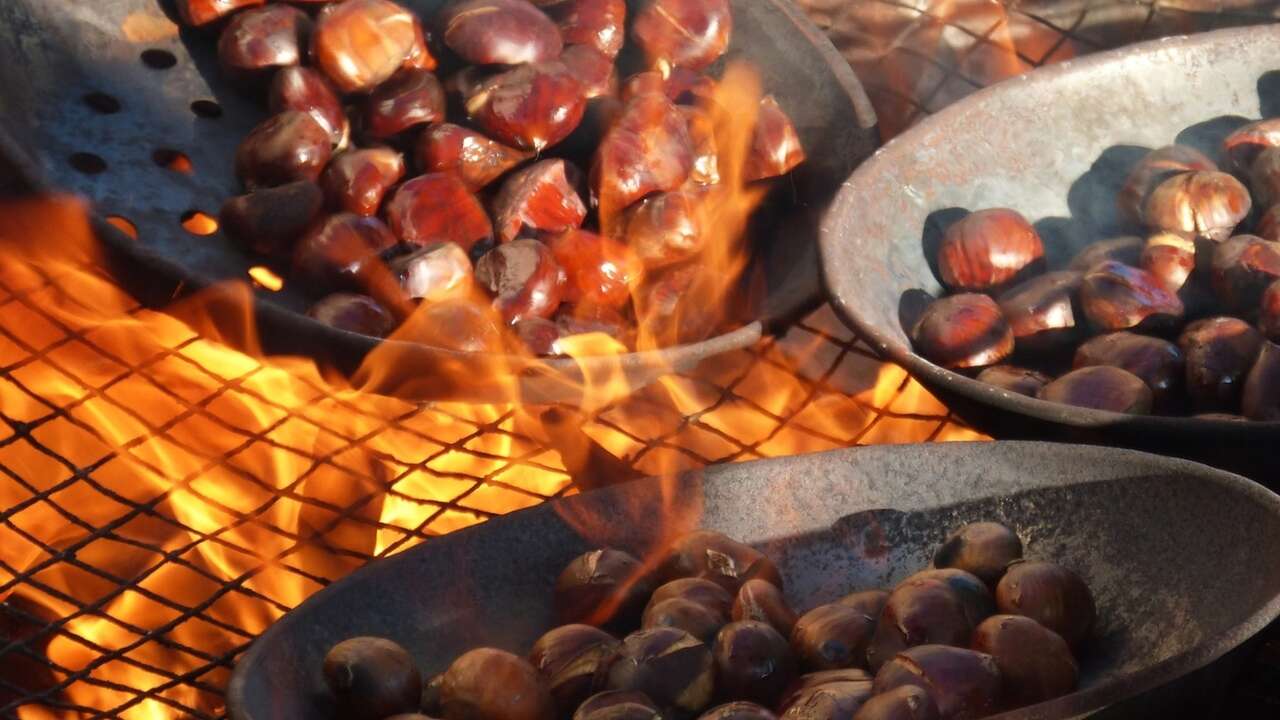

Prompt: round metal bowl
[0,0,878,404]
[819,26,1280,480]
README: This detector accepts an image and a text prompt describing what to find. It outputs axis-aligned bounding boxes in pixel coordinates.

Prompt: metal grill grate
[2,2,1279,719]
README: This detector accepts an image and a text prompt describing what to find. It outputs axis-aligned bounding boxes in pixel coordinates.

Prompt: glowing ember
[180,210,219,236]
[247,265,284,292]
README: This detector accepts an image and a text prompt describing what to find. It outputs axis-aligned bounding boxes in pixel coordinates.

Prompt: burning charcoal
[660,530,782,594]
[1139,232,1197,293]
[386,173,494,251]
[865,576,973,673]
[746,96,805,182]
[713,621,798,707]
[176,0,264,27]
[593,93,694,224]
[1037,366,1154,415]
[1118,145,1217,224]
[1074,332,1185,412]
[417,123,532,191]
[389,242,473,303]
[995,271,1083,353]
[971,615,1077,707]
[643,597,727,642]
[1079,261,1184,333]
[648,578,734,618]
[323,637,422,720]
[312,0,421,93]
[422,674,444,716]
[1261,280,1280,342]
[219,180,324,257]
[530,624,620,714]
[323,148,406,217]
[975,366,1051,398]
[1243,340,1280,421]
[1179,317,1264,411]
[548,0,627,57]
[440,0,563,65]
[732,579,797,637]
[307,293,396,337]
[492,160,587,243]
[1067,236,1144,272]
[1143,171,1251,242]
[1210,235,1280,314]
[632,0,733,71]
[937,209,1044,292]
[870,646,1001,720]
[778,679,873,720]
[465,61,586,152]
[560,44,617,99]
[933,522,1023,589]
[790,604,876,672]
[365,69,446,140]
[995,560,1096,651]
[625,190,705,270]
[406,298,505,353]
[548,230,643,309]
[911,294,1013,370]
[555,548,652,629]
[217,5,312,84]
[441,648,554,720]
[698,702,777,720]
[1222,117,1280,172]
[293,213,398,290]
[575,691,663,720]
[475,239,568,324]
[849,686,939,720]
[600,627,716,717]
[270,66,350,150]
[236,111,333,189]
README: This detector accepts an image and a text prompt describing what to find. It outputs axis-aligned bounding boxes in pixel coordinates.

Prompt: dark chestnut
[1140,232,1197,293]
[177,0,263,27]
[417,123,532,191]
[312,0,420,93]
[1261,279,1280,341]
[904,569,995,630]
[971,614,1077,707]
[1210,235,1280,314]
[389,242,474,302]
[780,668,874,709]
[836,591,890,621]
[1118,145,1217,224]
[779,680,873,720]
[441,648,553,720]
[1038,366,1153,414]
[465,61,586,152]
[911,294,1014,370]
[1179,316,1265,411]
[1222,117,1280,172]
[269,66,349,150]
[575,691,661,720]
[1073,332,1184,411]
[933,522,1022,589]
[1068,235,1144,273]
[659,530,783,594]
[746,96,805,182]
[1258,205,1280,243]
[549,229,643,309]
[293,213,398,290]
[713,621,798,706]
[1143,171,1251,242]
[513,317,565,355]
[422,674,444,716]
[475,239,568,324]
[323,148,406,217]
[600,627,716,716]
[648,578,734,618]
[555,548,652,628]
[995,271,1082,352]
[1079,261,1184,333]
[865,577,972,673]
[975,366,1051,398]
[236,111,333,189]
[632,0,732,71]
[401,298,505,353]
[530,624,619,713]
[1243,340,1280,421]
[624,190,705,270]
[849,686,939,720]
[387,173,493,251]
[549,0,627,57]
[219,180,324,257]
[995,560,1096,650]
[492,160,587,243]
[643,597,727,642]
[323,636,422,720]
[561,44,617,99]
[791,604,876,672]
[871,645,1001,720]
[365,69,446,140]
[937,209,1044,292]
[698,702,777,720]
[1250,146,1280,208]
[440,0,563,65]
[593,92,694,226]
[732,579,797,637]
[217,5,311,83]
[308,293,397,337]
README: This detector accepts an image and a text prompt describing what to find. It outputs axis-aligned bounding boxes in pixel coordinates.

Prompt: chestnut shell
[932,522,1022,589]
[995,560,1096,651]
[937,209,1045,292]
[911,294,1014,370]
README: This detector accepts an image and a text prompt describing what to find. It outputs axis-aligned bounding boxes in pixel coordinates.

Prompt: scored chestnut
[906,569,995,630]
[1243,340,1280,421]
[647,578,734,619]
[911,294,1014,370]
[1079,261,1184,333]
[731,579,797,637]
[322,148,406,217]
[864,576,975,673]
[632,0,733,71]
[219,180,324,257]
[176,0,264,27]
[642,597,727,642]
[529,624,619,714]
[995,271,1082,353]
[311,0,422,93]
[574,691,661,720]
[217,5,312,85]
[416,123,532,192]
[779,668,873,711]
[1073,332,1184,411]
[308,293,397,337]
[1068,235,1144,273]
[1222,117,1280,172]
[1037,366,1153,415]
[713,621,798,707]
[1210,235,1280,314]
[554,548,652,629]
[1261,279,1280,341]
[790,604,876,672]
[600,627,716,717]
[269,66,349,150]
[971,614,1077,707]
[1179,316,1264,411]
[778,680,873,720]
[593,92,694,227]
[465,61,586,152]
[547,0,627,58]
[871,645,1001,720]
[836,590,890,621]
[386,173,494,251]
[746,96,806,182]
[995,560,1096,650]
[1140,232,1197,293]
[364,68,446,140]
[293,213,398,290]
[937,208,1045,292]
[441,648,553,720]
[849,686,939,720]
[549,229,644,309]
[659,530,783,594]
[491,159,588,243]
[624,190,705,270]
[440,0,563,66]
[975,366,1051,398]
[1117,145,1217,225]
[235,111,333,189]
[323,636,422,720]
[1142,170,1251,243]
[389,242,474,303]
[933,522,1022,589]
[475,239,568,324]
[698,702,777,720]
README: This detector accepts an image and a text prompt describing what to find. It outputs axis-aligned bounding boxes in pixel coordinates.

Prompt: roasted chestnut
[905,569,995,630]
[323,148,406,216]
[1118,145,1217,224]
[659,530,783,593]
[365,69,447,140]
[555,548,652,629]
[575,691,661,720]
[308,293,397,337]
[491,160,588,243]
[779,668,874,710]
[849,686,939,720]
[911,294,1014,370]
[593,92,694,226]
[544,0,627,58]
[219,180,324,257]
[643,597,727,642]
[389,242,474,302]
[560,44,618,99]
[323,636,422,720]
[683,107,722,186]
[970,614,1077,707]
[713,621,798,706]
[530,624,620,713]
[1179,316,1264,411]
[549,229,644,309]
[311,0,421,93]
[1242,340,1280,421]
[1210,235,1280,314]
[1222,117,1280,172]
[933,522,1022,589]
[386,173,494,251]
[937,209,1044,292]
[235,111,333,189]
[1037,366,1153,415]
[746,96,805,182]
[217,5,311,84]
[995,560,1096,650]
[600,627,716,717]
[835,590,890,621]
[791,604,876,672]
[1140,232,1197,293]
[465,61,586,152]
[293,213,398,290]
[177,0,264,27]
[1250,146,1280,208]
[441,648,553,720]
[698,702,777,720]
[1142,170,1250,242]
[402,298,505,353]
[417,123,532,191]
[1068,236,1144,273]
[422,674,444,716]
[514,317,565,355]
[632,0,733,71]
[269,66,349,150]
[1079,261,1184,333]
[732,579,797,637]
[475,239,568,324]
[995,271,1082,352]
[648,578,734,618]
[1073,332,1184,411]
[440,0,563,66]
[870,645,1001,720]
[624,190,705,270]
[1262,279,1280,341]
[865,577,972,673]
[1258,205,1280,243]
[975,366,1051,398]
[778,680,873,720]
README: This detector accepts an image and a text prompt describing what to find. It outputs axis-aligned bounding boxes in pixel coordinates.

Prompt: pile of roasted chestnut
[321,521,1096,720]
[909,124,1280,420]
[176,0,804,355]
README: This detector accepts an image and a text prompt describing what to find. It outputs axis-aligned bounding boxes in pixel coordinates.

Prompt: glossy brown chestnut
[546,0,627,57]
[492,160,587,243]
[995,560,1096,650]
[402,298,505,353]
[1067,235,1144,272]
[176,0,264,27]
[849,686,939,720]
[387,173,493,251]
[465,61,586,151]
[593,93,694,226]
[1079,260,1184,333]
[390,242,473,302]
[905,569,995,630]
[937,209,1044,292]
[1250,146,1280,209]
[1243,340,1280,421]
[836,591,890,622]
[780,668,874,710]
[911,294,1014,370]
[440,0,563,65]
[698,702,777,720]
[683,106,722,186]
[1179,316,1265,411]
[933,522,1022,589]
[574,691,661,720]
[648,578,734,618]
[659,530,783,594]
[530,624,620,714]
[871,645,1001,720]
[217,5,311,83]
[995,271,1082,352]
[555,548,652,629]
[632,0,733,71]
[312,0,420,93]
[475,239,568,323]
[1073,331,1184,411]
[790,604,876,672]
[236,111,333,189]
[365,69,446,140]
[1222,117,1280,173]
[1261,279,1280,341]
[975,366,1051,398]
[417,123,532,191]
[746,96,805,182]
[713,621,798,707]
[560,44,617,99]
[643,597,727,642]
[1143,170,1251,243]
[1118,145,1217,224]
[293,213,398,290]
[219,180,323,257]
[1140,232,1197,293]
[549,230,643,309]
[323,148,406,217]
[323,636,422,720]
[600,627,715,716]
[1210,235,1280,314]
[1038,366,1153,414]
[308,293,397,337]
[732,579,797,637]
[971,614,1077,707]
[441,648,553,720]
[624,190,705,270]
[269,66,349,150]
[864,577,972,673]
[778,681,873,720]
